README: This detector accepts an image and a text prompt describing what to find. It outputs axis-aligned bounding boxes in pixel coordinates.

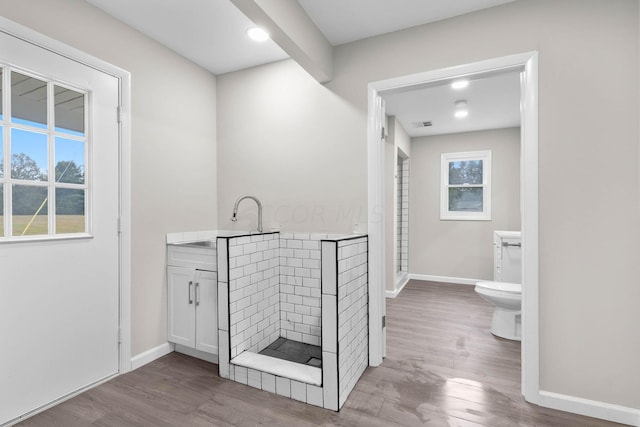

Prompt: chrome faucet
[231,195,263,233]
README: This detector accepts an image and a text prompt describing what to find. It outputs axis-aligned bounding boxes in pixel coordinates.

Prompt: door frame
[366,51,540,403]
[0,17,132,374]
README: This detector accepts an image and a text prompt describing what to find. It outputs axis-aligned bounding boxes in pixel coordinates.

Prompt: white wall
[0,0,218,356]
[409,128,521,280]
[217,0,640,411]
[217,59,364,233]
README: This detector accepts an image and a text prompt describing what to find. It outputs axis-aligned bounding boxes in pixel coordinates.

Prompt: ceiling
[297,0,516,46]
[85,0,516,75]
[384,70,522,138]
[85,0,520,136]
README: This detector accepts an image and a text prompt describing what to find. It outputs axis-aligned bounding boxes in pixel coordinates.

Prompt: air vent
[412,121,432,128]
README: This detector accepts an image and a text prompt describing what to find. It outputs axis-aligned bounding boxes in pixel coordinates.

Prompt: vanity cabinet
[167,243,218,357]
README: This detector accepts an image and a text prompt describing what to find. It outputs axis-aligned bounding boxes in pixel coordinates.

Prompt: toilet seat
[475,281,520,294]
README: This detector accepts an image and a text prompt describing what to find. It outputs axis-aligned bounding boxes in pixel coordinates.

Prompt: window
[440,150,491,220]
[1,66,89,240]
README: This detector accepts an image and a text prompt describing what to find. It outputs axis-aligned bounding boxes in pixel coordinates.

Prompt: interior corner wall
[0,0,218,357]
[409,128,521,280]
[217,0,640,410]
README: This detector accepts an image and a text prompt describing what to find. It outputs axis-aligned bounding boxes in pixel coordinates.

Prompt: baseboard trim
[174,344,219,364]
[130,342,174,371]
[539,390,640,426]
[386,275,410,298]
[408,274,481,286]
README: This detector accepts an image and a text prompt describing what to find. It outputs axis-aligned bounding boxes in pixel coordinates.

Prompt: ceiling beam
[230,0,334,83]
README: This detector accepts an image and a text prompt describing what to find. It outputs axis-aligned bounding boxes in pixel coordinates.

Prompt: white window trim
[0,64,91,241]
[440,150,491,221]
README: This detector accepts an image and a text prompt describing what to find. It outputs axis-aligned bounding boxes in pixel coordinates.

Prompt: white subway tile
[294,249,310,259]
[261,372,276,393]
[287,240,303,249]
[295,304,311,315]
[303,334,321,346]
[322,352,339,411]
[287,331,302,341]
[287,294,303,305]
[218,283,229,330]
[322,295,337,353]
[294,286,311,297]
[290,380,307,402]
[322,241,337,295]
[295,267,311,278]
[248,368,262,389]
[218,331,229,378]
[234,366,248,385]
[234,236,251,246]
[303,296,321,307]
[287,257,303,268]
[276,377,291,398]
[303,259,320,270]
[306,384,323,407]
[217,240,229,282]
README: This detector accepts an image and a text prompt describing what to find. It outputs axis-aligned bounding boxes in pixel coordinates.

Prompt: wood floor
[18,280,623,426]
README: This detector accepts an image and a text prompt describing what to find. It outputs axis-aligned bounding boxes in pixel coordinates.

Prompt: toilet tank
[494,231,521,283]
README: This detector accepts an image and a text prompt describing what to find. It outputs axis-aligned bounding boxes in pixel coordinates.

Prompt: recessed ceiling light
[454,109,469,119]
[451,80,469,90]
[455,100,468,109]
[247,27,269,42]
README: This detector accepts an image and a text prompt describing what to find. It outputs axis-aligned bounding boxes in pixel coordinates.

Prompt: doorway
[0,20,132,425]
[367,52,539,403]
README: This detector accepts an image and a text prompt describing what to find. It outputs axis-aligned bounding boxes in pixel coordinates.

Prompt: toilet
[474,231,522,341]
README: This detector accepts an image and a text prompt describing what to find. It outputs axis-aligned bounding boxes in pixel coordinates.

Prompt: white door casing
[367,52,539,403]
[0,18,131,425]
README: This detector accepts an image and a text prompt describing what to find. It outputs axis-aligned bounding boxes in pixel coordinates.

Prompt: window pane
[55,86,85,136]
[449,160,483,185]
[56,188,85,233]
[12,184,48,236]
[55,137,84,184]
[0,126,3,178]
[449,187,483,212]
[0,68,3,119]
[11,72,47,128]
[11,128,48,181]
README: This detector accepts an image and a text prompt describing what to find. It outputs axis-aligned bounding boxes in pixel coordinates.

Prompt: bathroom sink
[173,240,215,248]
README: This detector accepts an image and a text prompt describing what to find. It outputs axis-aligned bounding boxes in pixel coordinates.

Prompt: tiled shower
[396,155,409,285]
[216,232,368,411]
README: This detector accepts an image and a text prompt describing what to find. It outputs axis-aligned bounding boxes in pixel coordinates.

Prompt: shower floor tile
[259,337,322,368]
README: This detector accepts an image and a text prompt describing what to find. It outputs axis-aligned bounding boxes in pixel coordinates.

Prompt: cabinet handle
[188,281,193,304]
[195,282,200,306]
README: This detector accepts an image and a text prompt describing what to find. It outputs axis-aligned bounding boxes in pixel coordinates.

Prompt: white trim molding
[368,51,539,403]
[539,391,640,427]
[130,342,174,371]
[409,274,481,286]
[386,274,410,298]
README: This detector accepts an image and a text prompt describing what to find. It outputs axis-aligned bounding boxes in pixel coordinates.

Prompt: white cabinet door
[167,266,196,347]
[195,270,218,354]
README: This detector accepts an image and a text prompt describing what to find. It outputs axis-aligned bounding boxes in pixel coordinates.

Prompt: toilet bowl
[475,281,521,341]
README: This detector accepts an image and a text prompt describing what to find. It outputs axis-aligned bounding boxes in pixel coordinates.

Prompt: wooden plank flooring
[18,280,624,426]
